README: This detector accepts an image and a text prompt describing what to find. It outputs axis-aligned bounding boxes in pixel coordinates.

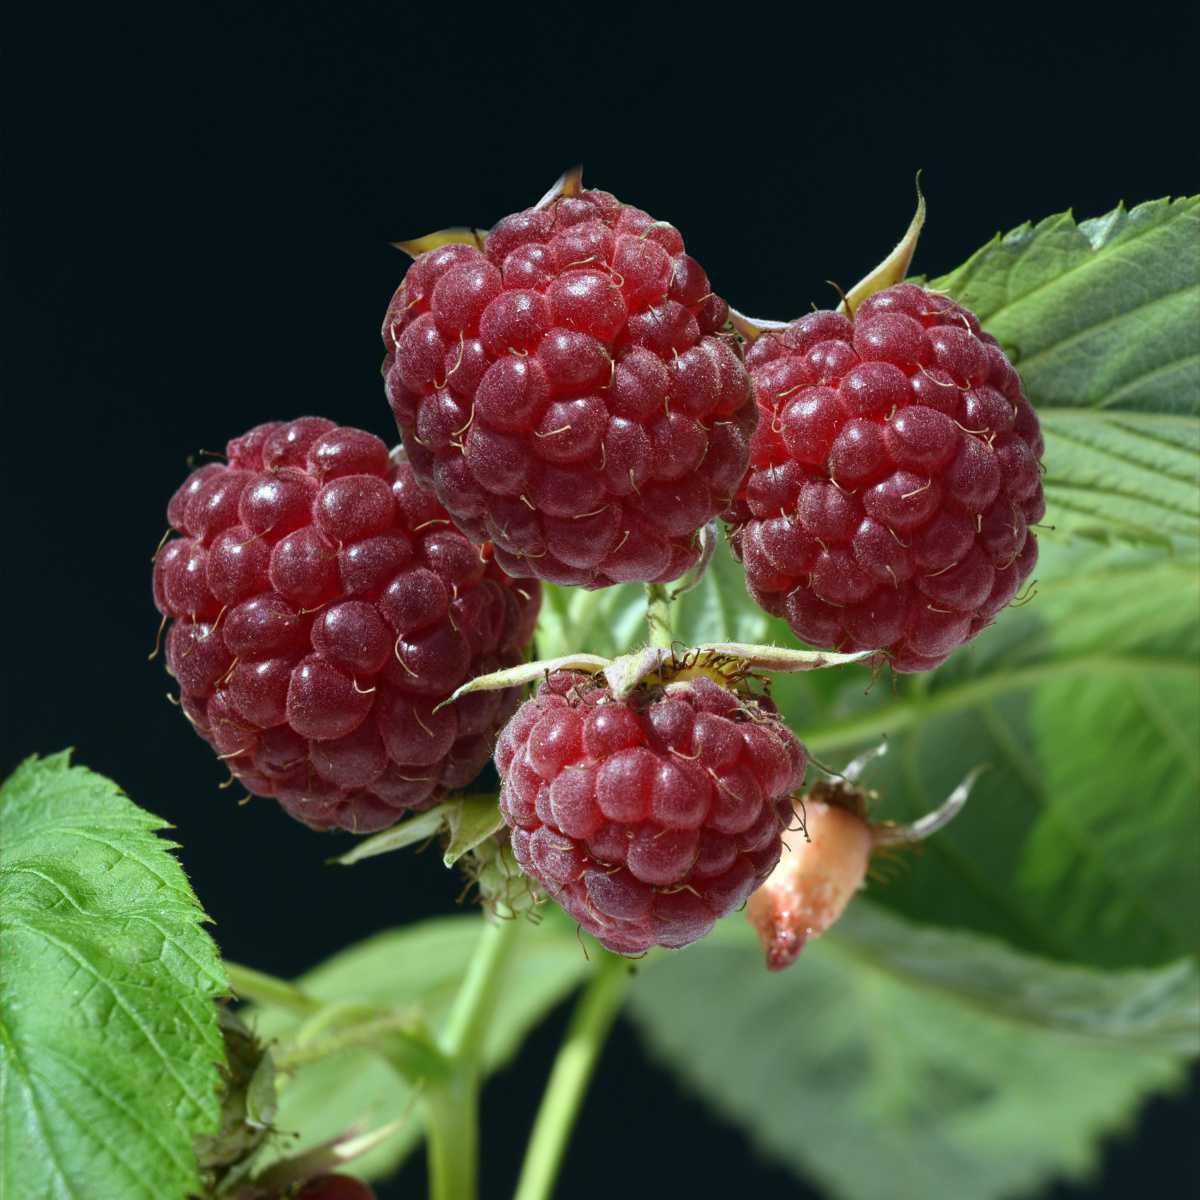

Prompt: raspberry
[494,668,807,953]
[153,418,540,833]
[727,284,1045,671]
[381,185,757,589]
[294,1177,376,1200]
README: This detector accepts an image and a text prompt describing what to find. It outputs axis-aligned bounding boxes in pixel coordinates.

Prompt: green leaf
[334,803,449,866]
[746,199,1200,971]
[0,752,227,1200]
[534,577,647,661]
[1025,410,1196,547]
[535,538,786,661]
[629,907,1197,1200]
[247,914,589,1181]
[442,795,504,867]
[776,536,1200,968]
[674,537,783,646]
[930,197,1200,547]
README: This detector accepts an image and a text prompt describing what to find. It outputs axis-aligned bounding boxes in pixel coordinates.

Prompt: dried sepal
[871,766,985,846]
[333,803,449,865]
[391,227,487,257]
[194,1006,278,1184]
[437,653,612,710]
[694,644,874,673]
[726,307,794,342]
[839,175,926,315]
[534,164,585,209]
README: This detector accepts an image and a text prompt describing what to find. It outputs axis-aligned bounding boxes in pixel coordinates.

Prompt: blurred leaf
[247,914,589,1181]
[629,908,1197,1200]
[930,197,1200,547]
[534,576,648,661]
[535,539,785,661]
[0,752,226,1200]
[674,538,784,646]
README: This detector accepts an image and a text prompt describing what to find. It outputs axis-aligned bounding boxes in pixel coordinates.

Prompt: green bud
[466,834,543,919]
[195,1005,277,1184]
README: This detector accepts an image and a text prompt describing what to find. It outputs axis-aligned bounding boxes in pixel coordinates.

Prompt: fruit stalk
[644,581,674,649]
[513,950,632,1200]
[225,961,323,1016]
[423,914,523,1200]
[273,1012,447,1080]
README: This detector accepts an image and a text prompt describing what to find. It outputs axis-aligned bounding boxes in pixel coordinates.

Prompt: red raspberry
[153,418,540,833]
[381,187,756,589]
[727,284,1044,671]
[294,1177,376,1200]
[494,669,807,953]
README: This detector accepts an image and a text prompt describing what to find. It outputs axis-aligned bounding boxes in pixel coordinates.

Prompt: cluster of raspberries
[381,187,756,589]
[154,180,1047,953]
[154,418,539,833]
[494,670,806,953]
[727,284,1044,671]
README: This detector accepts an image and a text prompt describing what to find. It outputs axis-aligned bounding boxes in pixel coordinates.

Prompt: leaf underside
[631,911,1196,1200]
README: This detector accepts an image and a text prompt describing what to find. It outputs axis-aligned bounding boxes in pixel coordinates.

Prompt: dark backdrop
[4,4,1197,1197]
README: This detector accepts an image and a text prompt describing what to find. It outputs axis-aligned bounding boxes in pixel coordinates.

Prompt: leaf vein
[1013,283,1200,373]
[1042,419,1200,488]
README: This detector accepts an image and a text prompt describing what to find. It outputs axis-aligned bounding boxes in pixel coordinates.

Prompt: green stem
[224,961,322,1016]
[422,916,523,1200]
[292,999,380,1046]
[424,1071,480,1200]
[273,1012,447,1080]
[441,915,523,1062]
[513,951,632,1200]
[644,582,674,649]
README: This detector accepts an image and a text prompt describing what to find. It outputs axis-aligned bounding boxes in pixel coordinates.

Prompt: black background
[4,3,1198,1197]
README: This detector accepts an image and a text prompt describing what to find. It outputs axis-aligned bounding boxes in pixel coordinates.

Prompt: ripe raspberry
[727,284,1045,671]
[494,668,807,953]
[381,185,756,588]
[153,418,540,833]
